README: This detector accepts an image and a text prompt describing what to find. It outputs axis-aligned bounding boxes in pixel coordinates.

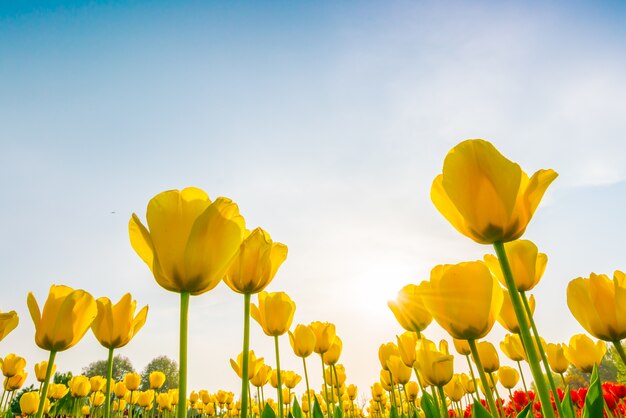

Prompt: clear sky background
[2,0,626,402]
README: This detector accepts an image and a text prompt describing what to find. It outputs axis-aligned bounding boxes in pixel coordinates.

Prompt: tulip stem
[320,355,330,418]
[488,372,505,417]
[613,341,626,368]
[35,350,57,418]
[274,336,284,418]
[467,339,499,418]
[388,371,397,409]
[241,293,251,418]
[516,361,529,394]
[493,241,556,418]
[178,291,190,418]
[519,290,564,417]
[436,386,447,418]
[303,357,312,418]
[464,354,481,403]
[104,347,114,418]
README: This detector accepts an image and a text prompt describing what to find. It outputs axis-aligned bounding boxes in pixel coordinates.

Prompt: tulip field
[3,139,626,418]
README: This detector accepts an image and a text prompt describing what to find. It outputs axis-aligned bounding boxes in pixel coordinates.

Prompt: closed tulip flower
[378,342,400,371]
[124,372,141,391]
[459,373,475,394]
[250,364,271,388]
[149,371,166,389]
[91,294,148,349]
[289,324,316,358]
[309,322,336,354]
[431,139,558,244]
[90,391,106,407]
[497,289,534,334]
[347,384,358,401]
[114,381,128,398]
[379,369,392,391]
[567,271,626,343]
[47,383,69,400]
[230,351,264,379]
[0,310,19,342]
[546,343,570,374]
[2,354,26,377]
[564,334,606,373]
[113,400,127,412]
[5,370,27,391]
[223,228,288,294]
[89,376,106,393]
[323,337,342,366]
[20,392,40,416]
[251,292,296,337]
[405,381,418,402]
[421,262,503,340]
[371,383,384,402]
[476,341,500,373]
[452,338,471,356]
[386,356,412,385]
[444,375,465,402]
[68,375,91,397]
[157,393,172,411]
[387,284,432,333]
[500,334,526,362]
[138,390,155,407]
[27,285,97,352]
[497,366,519,389]
[34,361,55,383]
[283,371,302,389]
[396,332,417,367]
[484,240,547,291]
[270,370,283,389]
[415,344,454,387]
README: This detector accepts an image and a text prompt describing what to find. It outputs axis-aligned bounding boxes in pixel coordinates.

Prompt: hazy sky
[2,0,626,401]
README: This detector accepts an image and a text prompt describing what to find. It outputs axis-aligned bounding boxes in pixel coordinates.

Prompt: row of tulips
[2,138,625,418]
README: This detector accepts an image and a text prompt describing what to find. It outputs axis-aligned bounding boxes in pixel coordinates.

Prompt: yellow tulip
[250,364,272,388]
[421,261,503,340]
[124,372,141,391]
[0,310,19,342]
[90,391,105,406]
[230,351,264,379]
[431,139,558,244]
[396,332,417,367]
[309,322,336,354]
[47,383,69,399]
[405,381,419,402]
[81,405,91,416]
[250,292,296,337]
[347,384,358,401]
[113,399,127,412]
[289,324,316,358]
[270,369,283,389]
[379,369,392,391]
[27,284,97,352]
[89,376,106,393]
[452,338,471,356]
[283,371,302,389]
[323,337,342,366]
[138,390,155,407]
[567,271,626,342]
[387,284,432,333]
[563,334,606,374]
[91,293,148,349]
[114,381,128,398]
[476,341,499,373]
[129,187,246,295]
[415,344,454,387]
[2,354,26,377]
[497,289,534,334]
[68,375,91,397]
[459,373,475,394]
[20,391,40,415]
[521,335,546,363]
[378,342,399,371]
[34,361,55,383]
[500,334,526,362]
[497,366,519,389]
[444,374,465,402]
[484,240,547,291]
[223,228,288,294]
[157,393,172,411]
[149,371,166,389]
[545,343,569,374]
[4,370,27,391]
[386,356,412,385]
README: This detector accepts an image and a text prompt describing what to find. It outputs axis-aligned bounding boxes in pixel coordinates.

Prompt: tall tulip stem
[436,386,447,418]
[274,336,284,418]
[241,293,251,418]
[178,291,190,418]
[520,290,564,417]
[517,361,529,394]
[464,354,480,402]
[35,350,57,418]
[493,241,556,418]
[104,347,115,418]
[303,357,312,418]
[613,341,626,367]
[467,339,499,418]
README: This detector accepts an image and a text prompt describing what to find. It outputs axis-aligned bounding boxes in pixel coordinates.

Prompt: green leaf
[292,398,303,418]
[561,387,576,418]
[262,403,277,418]
[419,392,439,418]
[288,413,295,418]
[582,364,605,418]
[313,399,324,418]
[516,402,532,418]
[472,401,493,418]
[389,405,398,418]
[334,405,343,418]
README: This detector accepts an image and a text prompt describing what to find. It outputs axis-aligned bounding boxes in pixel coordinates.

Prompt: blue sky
[2,0,626,400]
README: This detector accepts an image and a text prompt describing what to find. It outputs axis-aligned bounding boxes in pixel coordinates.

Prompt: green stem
[468,339,499,418]
[320,355,330,418]
[560,373,566,388]
[517,361,529,394]
[274,336,283,418]
[520,290,564,418]
[412,367,425,395]
[488,373,505,417]
[465,354,481,402]
[388,371,397,409]
[35,350,57,418]
[178,291,190,418]
[104,347,115,418]
[493,241,556,418]
[613,341,626,367]
[436,386,447,418]
[430,386,440,415]
[241,293,252,418]
[303,357,312,418]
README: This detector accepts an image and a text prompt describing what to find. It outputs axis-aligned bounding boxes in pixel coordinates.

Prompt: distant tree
[54,371,73,385]
[82,355,135,381]
[141,356,179,391]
